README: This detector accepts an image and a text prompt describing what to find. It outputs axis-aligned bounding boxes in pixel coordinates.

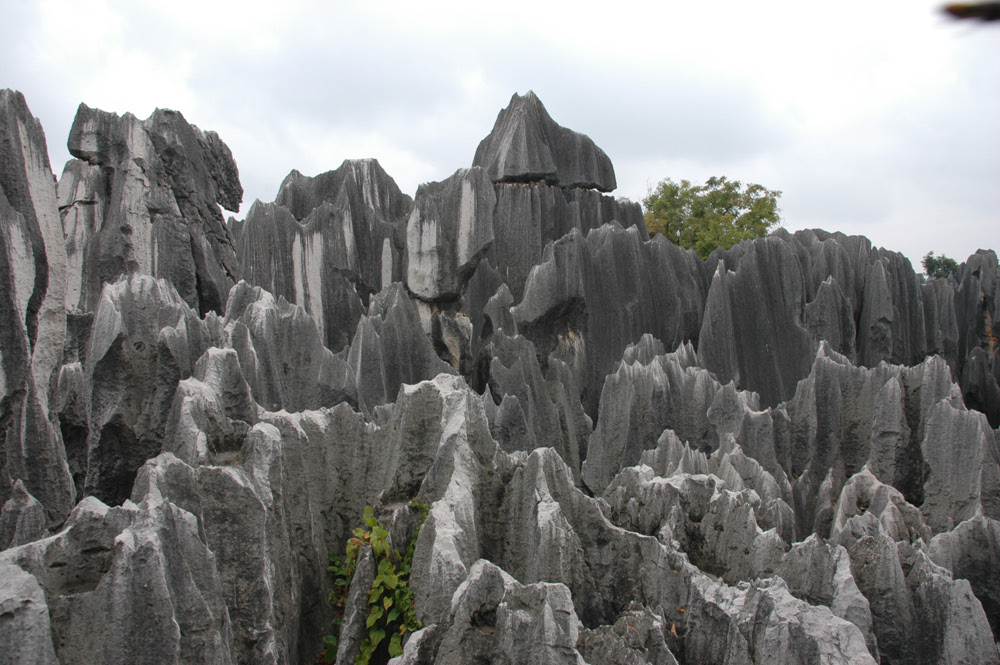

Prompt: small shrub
[319,501,430,664]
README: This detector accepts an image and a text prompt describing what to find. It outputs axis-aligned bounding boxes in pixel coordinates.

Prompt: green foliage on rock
[922,251,959,279]
[642,176,782,259]
[321,501,429,664]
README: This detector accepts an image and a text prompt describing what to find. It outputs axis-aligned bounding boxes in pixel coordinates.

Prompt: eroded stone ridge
[1,87,999,665]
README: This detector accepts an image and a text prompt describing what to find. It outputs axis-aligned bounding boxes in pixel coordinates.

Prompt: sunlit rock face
[2,87,1000,665]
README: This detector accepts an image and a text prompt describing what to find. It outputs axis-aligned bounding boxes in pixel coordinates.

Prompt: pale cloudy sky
[2,0,998,267]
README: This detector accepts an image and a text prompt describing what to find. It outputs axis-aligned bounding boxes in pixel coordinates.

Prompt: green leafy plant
[319,501,430,665]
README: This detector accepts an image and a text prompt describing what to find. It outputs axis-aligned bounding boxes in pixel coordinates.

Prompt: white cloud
[2,0,997,265]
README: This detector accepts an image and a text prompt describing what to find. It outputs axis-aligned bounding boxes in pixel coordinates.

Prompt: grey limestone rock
[0,480,48,550]
[498,447,691,630]
[683,576,877,665]
[698,237,813,408]
[834,504,1000,665]
[784,230,932,372]
[0,559,58,665]
[406,375,507,626]
[239,158,411,352]
[484,331,590,478]
[407,167,495,301]
[234,200,364,353]
[582,341,755,495]
[962,346,1000,428]
[335,548,376,665]
[929,514,1000,640]
[833,512,920,664]
[955,250,1000,426]
[0,493,234,665]
[919,400,999,533]
[491,577,585,665]
[514,226,709,417]
[640,430,712,478]
[276,158,411,239]
[82,274,210,505]
[4,88,1000,665]
[921,276,960,371]
[489,181,646,302]
[161,351,254,466]
[898,540,1000,665]
[345,283,455,412]
[775,535,878,658]
[459,259,507,367]
[426,559,586,665]
[804,276,856,361]
[781,346,966,539]
[431,310,474,375]
[221,281,358,413]
[473,91,616,192]
[0,90,74,527]
[696,486,788,583]
[62,102,242,316]
[828,468,927,545]
[577,604,679,665]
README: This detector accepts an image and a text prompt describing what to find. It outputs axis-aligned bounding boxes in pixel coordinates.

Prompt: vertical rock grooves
[0,88,999,665]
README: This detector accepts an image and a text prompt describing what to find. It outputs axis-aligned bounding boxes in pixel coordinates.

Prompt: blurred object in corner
[942,2,1000,21]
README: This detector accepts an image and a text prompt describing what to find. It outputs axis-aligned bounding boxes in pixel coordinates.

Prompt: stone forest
[1,88,1000,665]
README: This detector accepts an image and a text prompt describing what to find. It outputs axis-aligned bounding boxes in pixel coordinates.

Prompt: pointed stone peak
[473,91,617,192]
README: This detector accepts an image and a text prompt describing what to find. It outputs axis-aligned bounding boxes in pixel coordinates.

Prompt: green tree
[922,251,959,279]
[643,176,782,259]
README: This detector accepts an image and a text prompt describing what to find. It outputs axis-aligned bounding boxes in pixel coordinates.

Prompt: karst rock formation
[1,88,999,665]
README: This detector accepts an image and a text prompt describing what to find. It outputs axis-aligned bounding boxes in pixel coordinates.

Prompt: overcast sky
[2,0,998,267]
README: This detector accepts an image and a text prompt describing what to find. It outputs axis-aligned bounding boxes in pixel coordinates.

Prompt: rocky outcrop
[699,237,814,408]
[3,87,1000,665]
[236,159,411,351]
[0,559,58,665]
[473,91,616,192]
[346,283,456,412]
[79,274,212,506]
[406,168,495,302]
[0,90,74,526]
[60,103,242,317]
[221,281,357,413]
[513,228,709,416]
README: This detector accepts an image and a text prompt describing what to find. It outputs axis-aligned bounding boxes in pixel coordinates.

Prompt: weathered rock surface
[406,167,495,302]
[0,559,58,665]
[684,576,877,665]
[0,90,74,526]
[60,103,242,317]
[514,228,709,416]
[346,283,456,412]
[237,158,411,351]
[2,87,1000,665]
[473,91,616,192]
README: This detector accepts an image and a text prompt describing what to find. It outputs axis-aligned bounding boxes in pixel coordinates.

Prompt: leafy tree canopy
[922,251,959,279]
[643,176,782,259]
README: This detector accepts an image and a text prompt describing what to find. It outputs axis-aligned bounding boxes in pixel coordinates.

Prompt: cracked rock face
[2,87,1000,665]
